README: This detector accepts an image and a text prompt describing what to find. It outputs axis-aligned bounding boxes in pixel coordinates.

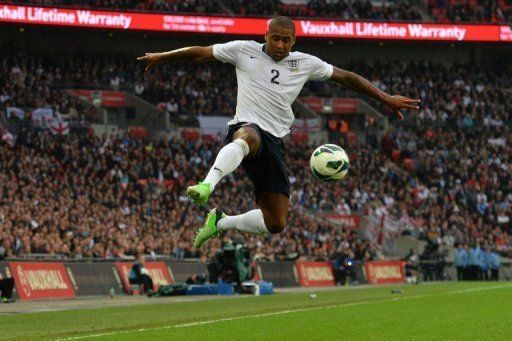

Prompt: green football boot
[194,208,226,248]
[186,182,212,206]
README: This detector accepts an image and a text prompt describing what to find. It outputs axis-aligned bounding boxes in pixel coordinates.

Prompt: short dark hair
[268,16,296,35]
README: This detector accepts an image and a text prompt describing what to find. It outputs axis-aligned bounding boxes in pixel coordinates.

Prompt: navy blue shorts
[225,122,290,201]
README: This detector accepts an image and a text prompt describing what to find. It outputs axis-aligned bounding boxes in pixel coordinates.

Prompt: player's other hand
[137,52,165,71]
[385,95,420,120]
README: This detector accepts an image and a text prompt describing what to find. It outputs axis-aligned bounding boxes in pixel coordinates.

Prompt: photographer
[0,277,14,303]
[404,248,419,284]
[128,254,155,296]
[332,249,356,286]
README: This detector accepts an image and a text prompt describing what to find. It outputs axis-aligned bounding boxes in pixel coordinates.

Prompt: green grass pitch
[2,282,511,340]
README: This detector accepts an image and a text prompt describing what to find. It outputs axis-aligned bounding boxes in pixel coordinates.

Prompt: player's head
[265,16,296,61]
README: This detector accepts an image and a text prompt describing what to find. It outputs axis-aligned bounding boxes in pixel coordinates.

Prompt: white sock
[203,139,249,191]
[217,209,270,236]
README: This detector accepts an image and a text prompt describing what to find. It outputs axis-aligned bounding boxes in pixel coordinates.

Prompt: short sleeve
[308,55,334,81]
[212,40,246,65]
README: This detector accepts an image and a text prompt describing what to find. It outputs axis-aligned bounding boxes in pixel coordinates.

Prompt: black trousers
[129,275,154,293]
[491,269,499,281]
[467,265,480,280]
[0,277,14,299]
[456,266,465,281]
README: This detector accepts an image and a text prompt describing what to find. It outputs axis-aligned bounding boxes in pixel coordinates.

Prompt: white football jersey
[213,40,333,138]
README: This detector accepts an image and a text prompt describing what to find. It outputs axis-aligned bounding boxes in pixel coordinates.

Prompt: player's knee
[264,214,286,234]
[234,129,260,156]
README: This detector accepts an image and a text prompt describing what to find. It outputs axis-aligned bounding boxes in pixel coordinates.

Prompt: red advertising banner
[67,89,126,107]
[0,5,511,43]
[364,260,406,284]
[296,261,335,287]
[115,261,172,293]
[9,262,76,300]
[300,98,359,114]
[322,214,360,230]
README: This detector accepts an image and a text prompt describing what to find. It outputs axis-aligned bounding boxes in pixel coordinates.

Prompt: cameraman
[208,238,254,285]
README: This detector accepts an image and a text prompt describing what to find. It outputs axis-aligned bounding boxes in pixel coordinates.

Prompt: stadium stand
[0,45,511,263]
[4,0,223,14]
[428,0,512,23]
[5,0,423,21]
[7,0,512,23]
[228,0,422,21]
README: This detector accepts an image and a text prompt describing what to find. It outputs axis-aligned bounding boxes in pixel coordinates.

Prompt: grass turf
[1,282,511,340]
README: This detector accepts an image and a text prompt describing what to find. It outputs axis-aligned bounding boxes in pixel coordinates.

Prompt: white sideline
[57,284,512,340]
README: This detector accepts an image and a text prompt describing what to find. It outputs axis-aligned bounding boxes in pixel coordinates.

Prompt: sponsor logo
[296,261,335,287]
[303,266,333,281]
[17,266,69,298]
[365,261,406,284]
[9,262,75,300]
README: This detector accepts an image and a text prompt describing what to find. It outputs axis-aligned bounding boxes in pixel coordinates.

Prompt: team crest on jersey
[288,60,300,72]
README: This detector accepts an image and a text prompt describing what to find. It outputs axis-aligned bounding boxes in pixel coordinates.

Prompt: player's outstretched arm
[137,46,215,71]
[330,66,420,120]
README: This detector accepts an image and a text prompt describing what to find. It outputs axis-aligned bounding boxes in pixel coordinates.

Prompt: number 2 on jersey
[271,69,280,84]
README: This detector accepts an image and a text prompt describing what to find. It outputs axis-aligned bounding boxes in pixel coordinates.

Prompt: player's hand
[137,52,165,71]
[385,95,420,120]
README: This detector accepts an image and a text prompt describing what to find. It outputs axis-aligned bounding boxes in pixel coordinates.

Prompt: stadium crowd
[0,48,511,264]
[0,128,381,264]
[0,50,237,124]
[6,0,422,21]
[8,0,512,23]
[429,0,512,23]
[227,0,422,21]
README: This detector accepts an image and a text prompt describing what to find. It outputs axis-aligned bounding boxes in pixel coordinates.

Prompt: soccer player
[138,16,420,248]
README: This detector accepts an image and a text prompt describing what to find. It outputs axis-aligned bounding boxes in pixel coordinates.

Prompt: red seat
[291,132,308,142]
[128,126,148,139]
[182,129,200,141]
[202,134,215,141]
[288,4,298,16]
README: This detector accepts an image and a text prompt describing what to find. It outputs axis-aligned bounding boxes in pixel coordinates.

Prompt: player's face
[265,27,296,61]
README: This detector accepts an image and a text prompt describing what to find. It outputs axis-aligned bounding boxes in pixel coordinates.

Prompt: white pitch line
[57,284,512,341]
[447,284,512,295]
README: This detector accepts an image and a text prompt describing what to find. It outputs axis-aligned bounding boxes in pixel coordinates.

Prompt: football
[310,144,350,182]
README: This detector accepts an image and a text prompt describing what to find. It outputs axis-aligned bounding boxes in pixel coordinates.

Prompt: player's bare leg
[256,193,290,234]
[187,127,260,206]
[217,193,289,237]
[193,127,265,247]
[196,193,289,248]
